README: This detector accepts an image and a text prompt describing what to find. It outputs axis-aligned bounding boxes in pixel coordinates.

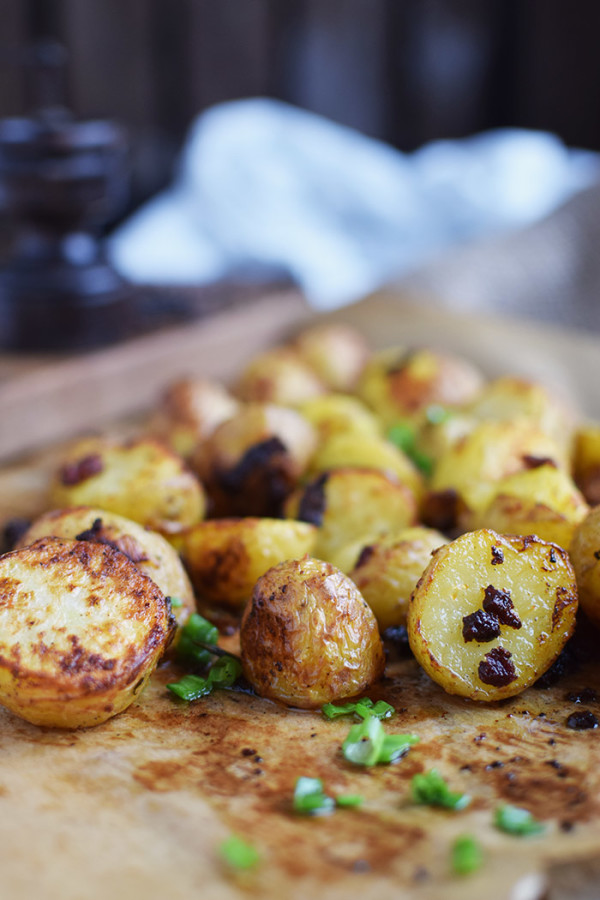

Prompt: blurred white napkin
[109,98,600,310]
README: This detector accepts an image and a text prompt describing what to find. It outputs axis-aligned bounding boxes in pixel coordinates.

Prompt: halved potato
[570,506,600,628]
[16,507,196,626]
[240,557,384,708]
[180,518,317,611]
[472,465,589,551]
[408,529,577,701]
[349,526,448,630]
[148,377,239,459]
[286,467,417,563]
[292,322,369,392]
[0,536,174,728]
[234,348,326,406]
[357,347,484,427]
[50,437,205,536]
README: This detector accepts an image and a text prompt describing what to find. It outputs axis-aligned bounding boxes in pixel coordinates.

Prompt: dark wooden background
[1,0,600,212]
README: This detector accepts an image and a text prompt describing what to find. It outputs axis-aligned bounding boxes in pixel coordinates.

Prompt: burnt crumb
[460,764,472,772]
[545,759,564,771]
[594,550,600,561]
[60,453,103,486]
[254,755,263,763]
[522,455,557,470]
[241,747,256,757]
[462,609,501,643]
[253,768,263,776]
[567,687,598,704]
[297,473,329,527]
[491,545,504,565]
[566,710,599,730]
[534,638,581,689]
[485,760,504,770]
[355,544,376,569]
[478,647,517,687]
[474,733,487,744]
[421,489,460,534]
[548,738,557,746]
[1,517,31,553]
[560,821,575,833]
[75,517,104,542]
[550,548,557,564]
[483,585,522,629]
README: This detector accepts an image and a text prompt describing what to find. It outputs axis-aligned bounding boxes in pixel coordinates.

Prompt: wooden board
[1,293,600,900]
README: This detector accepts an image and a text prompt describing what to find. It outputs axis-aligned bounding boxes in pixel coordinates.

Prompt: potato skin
[408,530,577,701]
[17,507,196,626]
[235,348,326,406]
[0,537,174,728]
[240,557,385,708]
[50,437,205,536]
[181,518,317,610]
[292,323,369,392]
[148,377,239,459]
[570,506,600,628]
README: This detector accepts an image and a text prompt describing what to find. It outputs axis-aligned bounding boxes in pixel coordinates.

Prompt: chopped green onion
[208,655,243,687]
[335,794,364,808]
[451,834,483,875]
[176,613,219,666]
[168,596,183,608]
[412,769,470,810]
[322,697,395,721]
[409,448,434,477]
[166,673,212,701]
[388,421,434,476]
[425,404,453,425]
[219,834,260,870]
[494,804,545,836]
[293,777,335,815]
[342,716,419,767]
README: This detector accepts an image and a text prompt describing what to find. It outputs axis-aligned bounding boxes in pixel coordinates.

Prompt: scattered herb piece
[451,834,483,875]
[387,421,434,476]
[293,777,335,815]
[168,596,183,608]
[342,716,419,767]
[219,834,260,870]
[494,804,545,836]
[412,769,470,810]
[425,404,453,425]
[322,697,395,721]
[167,647,242,702]
[208,655,243,686]
[176,613,219,666]
[335,794,364,808]
[166,673,212,701]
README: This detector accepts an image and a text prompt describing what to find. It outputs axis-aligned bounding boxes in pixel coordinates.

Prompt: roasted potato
[570,506,600,628]
[195,403,317,518]
[50,437,205,536]
[309,432,423,500]
[472,465,589,551]
[180,518,317,611]
[16,507,196,626]
[286,467,417,563]
[299,394,382,442]
[357,347,484,427]
[573,422,600,506]
[408,529,577,701]
[429,420,567,529]
[348,527,448,630]
[240,557,384,708]
[235,347,326,406]
[148,377,239,459]
[292,322,369,392]
[0,536,174,728]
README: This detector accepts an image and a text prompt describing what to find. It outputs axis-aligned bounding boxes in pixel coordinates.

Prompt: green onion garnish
[342,716,419,767]
[335,794,364,808]
[387,421,434,476]
[321,697,395,721]
[219,834,260,870]
[451,834,483,875]
[411,769,470,810]
[176,612,219,666]
[167,641,242,703]
[425,404,453,425]
[168,596,183,608]
[494,804,545,836]
[293,777,335,816]
[166,673,212,701]
[208,655,243,686]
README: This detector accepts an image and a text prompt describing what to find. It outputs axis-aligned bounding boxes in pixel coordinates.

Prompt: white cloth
[109,98,600,310]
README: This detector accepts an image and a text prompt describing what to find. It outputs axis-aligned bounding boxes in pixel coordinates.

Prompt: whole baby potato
[240,557,385,708]
[17,506,196,626]
[299,393,382,443]
[50,437,205,536]
[349,526,447,630]
[408,529,577,702]
[292,322,369,392]
[570,506,600,628]
[148,377,239,459]
[181,517,317,610]
[573,422,600,506]
[0,537,174,728]
[235,347,326,406]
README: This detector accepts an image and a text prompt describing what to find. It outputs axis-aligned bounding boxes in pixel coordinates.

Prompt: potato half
[408,530,577,701]
[181,518,317,611]
[16,507,196,626]
[240,557,385,708]
[0,537,174,728]
[50,437,205,536]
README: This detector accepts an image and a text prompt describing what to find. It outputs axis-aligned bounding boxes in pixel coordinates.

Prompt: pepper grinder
[0,40,135,351]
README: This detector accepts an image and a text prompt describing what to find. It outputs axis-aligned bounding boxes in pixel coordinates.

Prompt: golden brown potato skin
[240,557,385,708]
[0,537,174,728]
[570,506,600,628]
[292,323,369,392]
[181,517,317,610]
[235,348,326,406]
[408,530,577,702]
[148,377,239,459]
[50,437,205,536]
[17,507,196,626]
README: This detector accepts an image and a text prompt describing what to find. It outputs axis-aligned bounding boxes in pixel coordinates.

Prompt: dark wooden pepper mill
[0,40,136,351]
